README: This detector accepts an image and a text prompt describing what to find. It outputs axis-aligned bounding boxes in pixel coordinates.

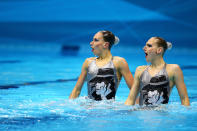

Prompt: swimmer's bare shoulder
[135,65,147,78]
[112,56,131,71]
[112,56,128,67]
[86,57,96,63]
[83,57,96,69]
[166,64,182,78]
[166,64,180,71]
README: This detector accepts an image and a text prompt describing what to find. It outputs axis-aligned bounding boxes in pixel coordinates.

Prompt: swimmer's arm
[173,65,190,106]
[125,67,141,105]
[69,59,88,99]
[118,58,134,89]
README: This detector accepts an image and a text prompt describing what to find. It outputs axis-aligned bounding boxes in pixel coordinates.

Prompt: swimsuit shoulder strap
[87,57,97,68]
[140,65,150,80]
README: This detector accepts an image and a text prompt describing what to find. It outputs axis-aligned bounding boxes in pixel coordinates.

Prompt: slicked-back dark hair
[100,30,115,50]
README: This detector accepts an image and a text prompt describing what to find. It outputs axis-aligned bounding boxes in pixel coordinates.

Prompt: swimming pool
[0,45,197,131]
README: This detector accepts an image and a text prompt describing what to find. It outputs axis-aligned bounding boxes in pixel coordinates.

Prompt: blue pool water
[0,46,197,131]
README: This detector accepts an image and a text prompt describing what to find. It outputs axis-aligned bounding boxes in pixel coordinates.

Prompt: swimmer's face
[90,32,108,56]
[143,37,163,62]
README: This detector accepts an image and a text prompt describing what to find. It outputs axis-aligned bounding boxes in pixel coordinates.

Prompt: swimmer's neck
[97,50,112,60]
[150,57,165,69]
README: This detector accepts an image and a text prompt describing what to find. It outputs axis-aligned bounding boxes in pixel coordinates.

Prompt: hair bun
[167,42,172,50]
[114,36,120,45]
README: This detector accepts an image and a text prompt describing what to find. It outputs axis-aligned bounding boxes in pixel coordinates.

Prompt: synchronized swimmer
[125,37,190,106]
[69,31,190,106]
[69,30,134,100]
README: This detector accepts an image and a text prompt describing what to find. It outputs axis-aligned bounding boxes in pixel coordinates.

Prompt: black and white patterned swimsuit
[139,64,170,106]
[87,57,118,101]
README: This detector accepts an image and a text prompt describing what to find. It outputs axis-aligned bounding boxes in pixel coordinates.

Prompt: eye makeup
[94,38,99,42]
[147,43,152,47]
